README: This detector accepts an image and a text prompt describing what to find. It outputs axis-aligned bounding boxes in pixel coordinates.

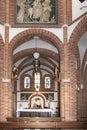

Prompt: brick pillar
[60,25,77,121]
[6,0,9,23]
[0,0,13,121]
[0,25,12,121]
[63,0,67,23]
[0,39,4,121]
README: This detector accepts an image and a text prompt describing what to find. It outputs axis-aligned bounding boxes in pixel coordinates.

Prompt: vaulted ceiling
[13,37,60,77]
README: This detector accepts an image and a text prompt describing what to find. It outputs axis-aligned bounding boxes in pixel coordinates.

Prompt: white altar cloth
[16,108,54,117]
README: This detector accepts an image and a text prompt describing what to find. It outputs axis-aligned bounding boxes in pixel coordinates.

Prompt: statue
[54,66,60,82]
[12,65,18,82]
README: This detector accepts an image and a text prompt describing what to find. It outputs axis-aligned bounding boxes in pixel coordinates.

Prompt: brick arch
[69,16,87,94]
[69,16,87,50]
[69,15,87,78]
[9,29,63,54]
[81,49,87,82]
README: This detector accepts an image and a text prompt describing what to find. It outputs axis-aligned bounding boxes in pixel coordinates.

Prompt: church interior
[0,0,87,129]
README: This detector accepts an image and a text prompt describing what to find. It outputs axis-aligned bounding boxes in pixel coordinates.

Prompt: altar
[16,108,54,117]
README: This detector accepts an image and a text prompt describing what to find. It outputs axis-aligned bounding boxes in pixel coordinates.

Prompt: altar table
[16,108,54,117]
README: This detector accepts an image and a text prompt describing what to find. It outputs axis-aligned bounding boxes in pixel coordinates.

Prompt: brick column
[0,39,4,121]
[63,0,67,23]
[1,0,13,121]
[60,25,77,121]
[0,25,12,121]
[6,0,9,23]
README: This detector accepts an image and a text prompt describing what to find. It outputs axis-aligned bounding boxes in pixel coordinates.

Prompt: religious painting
[20,93,32,100]
[15,0,58,24]
[42,93,54,100]
[31,96,43,108]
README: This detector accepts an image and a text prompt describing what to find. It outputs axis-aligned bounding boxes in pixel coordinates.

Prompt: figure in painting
[33,98,42,108]
[32,0,43,21]
[12,65,18,82]
[17,0,26,23]
[40,0,52,22]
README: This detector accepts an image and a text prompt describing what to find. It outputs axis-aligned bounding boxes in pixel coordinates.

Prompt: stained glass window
[24,76,30,88]
[45,76,50,88]
[34,72,40,90]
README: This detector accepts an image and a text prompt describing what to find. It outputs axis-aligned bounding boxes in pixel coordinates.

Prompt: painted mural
[16,0,57,24]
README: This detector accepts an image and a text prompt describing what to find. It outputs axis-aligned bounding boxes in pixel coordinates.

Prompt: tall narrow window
[24,76,30,88]
[45,76,50,88]
[34,72,40,90]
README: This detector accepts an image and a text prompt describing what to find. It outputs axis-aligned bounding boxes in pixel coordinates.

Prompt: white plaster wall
[44,28,63,43]
[9,28,63,43]
[72,0,87,20]
[9,27,28,42]
[0,24,5,42]
[68,19,81,41]
[0,23,82,44]
[17,102,28,109]
[1,24,82,45]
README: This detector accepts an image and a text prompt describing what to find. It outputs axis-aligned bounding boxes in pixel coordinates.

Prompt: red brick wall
[0,0,87,122]
[0,0,6,24]
[0,35,5,121]
[0,26,13,121]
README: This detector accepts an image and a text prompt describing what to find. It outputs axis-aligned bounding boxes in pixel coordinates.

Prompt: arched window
[34,72,40,90]
[45,76,50,88]
[24,76,30,88]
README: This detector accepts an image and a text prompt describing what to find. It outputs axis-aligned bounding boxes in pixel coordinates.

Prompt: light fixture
[35,85,40,92]
[33,52,40,59]
[33,36,40,71]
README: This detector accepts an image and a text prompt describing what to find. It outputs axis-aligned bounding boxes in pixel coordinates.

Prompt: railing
[0,117,87,129]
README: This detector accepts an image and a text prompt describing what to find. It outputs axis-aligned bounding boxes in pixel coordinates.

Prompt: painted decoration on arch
[16,0,58,24]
